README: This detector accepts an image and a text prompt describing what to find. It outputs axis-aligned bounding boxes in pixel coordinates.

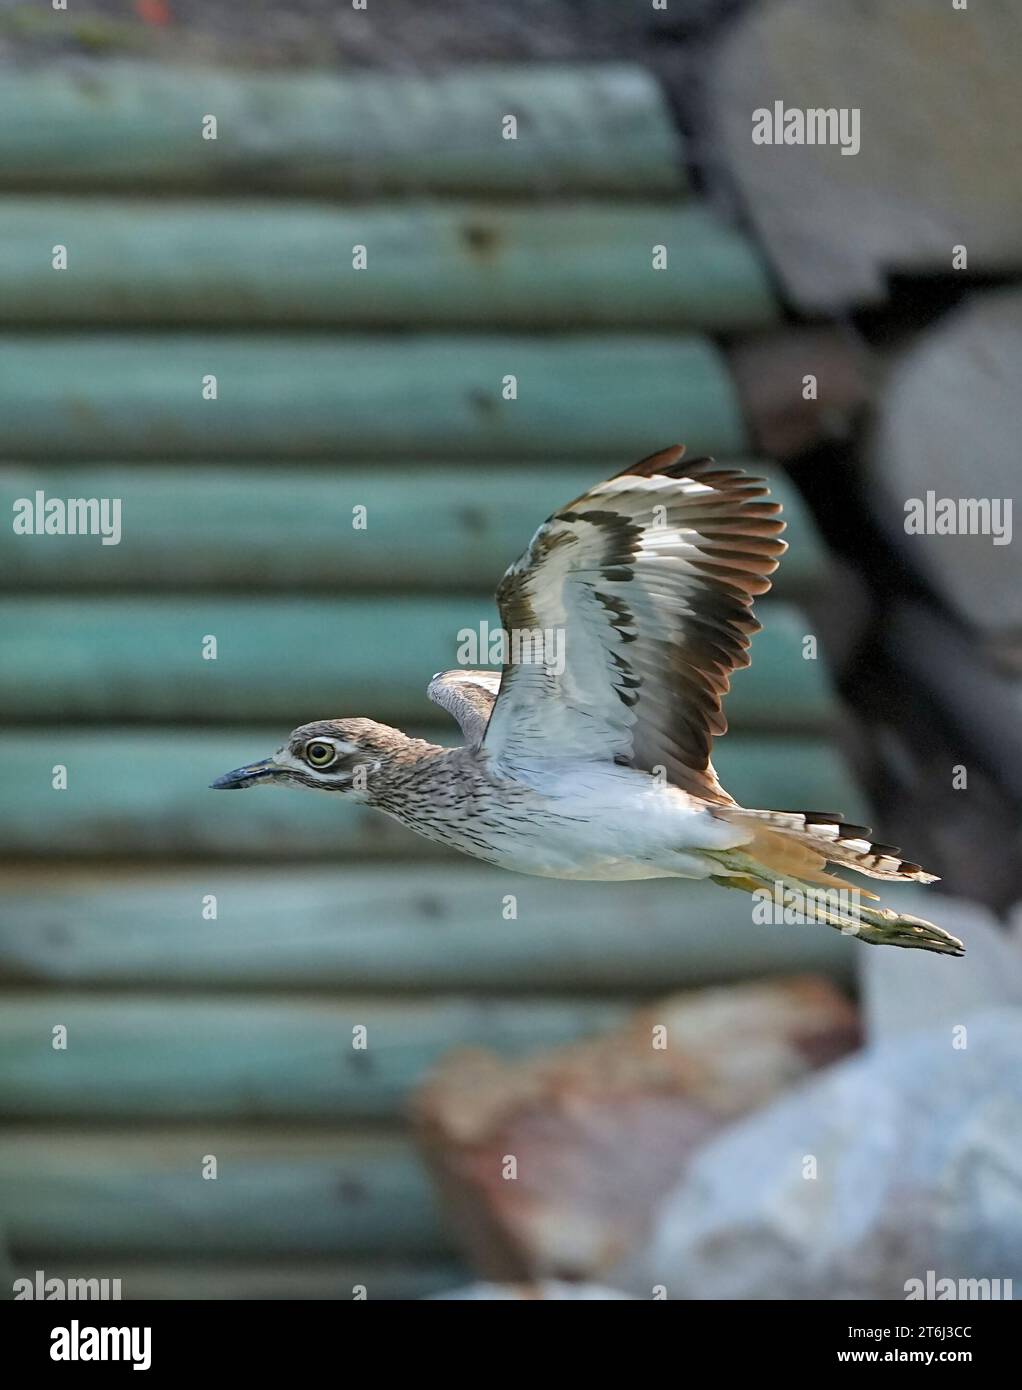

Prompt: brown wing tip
[624,448,776,497]
[626,444,691,478]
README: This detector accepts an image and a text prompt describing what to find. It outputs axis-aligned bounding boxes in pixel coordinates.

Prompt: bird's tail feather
[721,807,938,883]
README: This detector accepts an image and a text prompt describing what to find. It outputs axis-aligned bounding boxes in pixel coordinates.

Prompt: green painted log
[0,1130,446,1256]
[0,462,826,593]
[0,866,856,991]
[0,65,684,196]
[0,599,832,725]
[0,729,866,859]
[12,1260,467,1301]
[0,335,747,459]
[0,200,775,330]
[0,995,627,1120]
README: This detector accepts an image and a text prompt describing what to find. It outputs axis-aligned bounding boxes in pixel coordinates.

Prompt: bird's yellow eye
[304,740,337,769]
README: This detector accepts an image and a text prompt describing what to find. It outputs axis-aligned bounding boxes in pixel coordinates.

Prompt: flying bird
[212,446,963,956]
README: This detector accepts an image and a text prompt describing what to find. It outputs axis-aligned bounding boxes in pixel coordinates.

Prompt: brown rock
[411,976,859,1281]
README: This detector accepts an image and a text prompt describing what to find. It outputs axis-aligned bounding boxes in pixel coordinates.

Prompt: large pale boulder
[612,1009,1022,1299]
[711,1,1022,310]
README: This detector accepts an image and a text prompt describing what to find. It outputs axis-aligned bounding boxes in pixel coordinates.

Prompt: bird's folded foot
[851,905,965,956]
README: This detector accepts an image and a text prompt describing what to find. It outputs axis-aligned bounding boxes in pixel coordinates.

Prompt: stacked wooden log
[0,61,863,1298]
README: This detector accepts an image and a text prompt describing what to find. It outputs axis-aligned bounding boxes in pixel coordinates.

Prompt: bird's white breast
[378,757,749,881]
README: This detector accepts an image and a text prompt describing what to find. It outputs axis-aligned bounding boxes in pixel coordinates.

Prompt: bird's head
[210,718,392,796]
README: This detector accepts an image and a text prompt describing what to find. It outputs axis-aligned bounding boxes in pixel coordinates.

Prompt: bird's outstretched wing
[427,669,500,747]
[480,446,787,800]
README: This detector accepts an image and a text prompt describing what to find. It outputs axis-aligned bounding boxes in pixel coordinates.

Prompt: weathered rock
[876,599,1022,908]
[860,892,1022,1042]
[411,977,859,1281]
[870,293,1022,636]
[612,1009,1022,1299]
[711,1,1022,310]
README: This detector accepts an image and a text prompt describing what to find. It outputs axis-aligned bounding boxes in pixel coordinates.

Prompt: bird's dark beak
[210,758,277,790]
